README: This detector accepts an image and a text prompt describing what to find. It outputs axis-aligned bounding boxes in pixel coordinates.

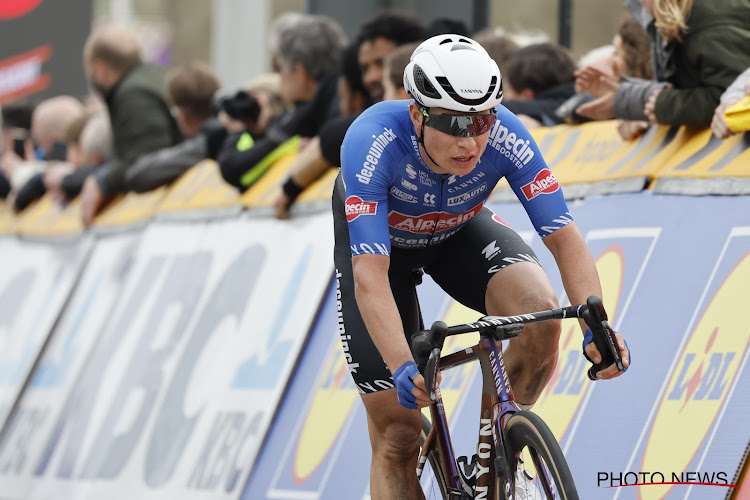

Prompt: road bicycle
[412,295,624,499]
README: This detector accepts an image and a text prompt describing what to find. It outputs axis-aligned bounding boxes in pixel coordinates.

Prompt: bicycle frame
[419,330,521,498]
[417,304,594,499]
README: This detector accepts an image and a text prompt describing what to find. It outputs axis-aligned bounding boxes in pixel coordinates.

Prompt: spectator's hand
[43,162,75,191]
[744,75,750,95]
[645,85,671,125]
[617,120,650,141]
[80,175,107,227]
[274,191,293,220]
[575,91,616,121]
[575,66,619,97]
[711,98,741,139]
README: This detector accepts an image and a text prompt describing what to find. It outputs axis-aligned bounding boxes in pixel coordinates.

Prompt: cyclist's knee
[374,419,422,460]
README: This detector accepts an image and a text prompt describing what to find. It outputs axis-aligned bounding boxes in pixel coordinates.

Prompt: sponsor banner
[15,196,84,237]
[0,203,18,235]
[243,192,750,499]
[654,130,750,194]
[0,1,91,103]
[0,213,333,499]
[157,160,243,217]
[241,154,298,209]
[295,168,339,206]
[0,235,92,428]
[92,188,168,230]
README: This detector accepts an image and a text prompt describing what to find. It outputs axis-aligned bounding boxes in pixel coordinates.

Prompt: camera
[211,89,261,122]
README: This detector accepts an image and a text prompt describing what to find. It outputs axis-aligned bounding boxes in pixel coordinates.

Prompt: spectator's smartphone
[13,138,25,157]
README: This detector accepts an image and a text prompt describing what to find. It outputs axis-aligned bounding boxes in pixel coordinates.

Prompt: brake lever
[583,296,623,380]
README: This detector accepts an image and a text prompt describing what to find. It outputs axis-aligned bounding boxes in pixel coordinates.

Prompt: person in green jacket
[79,24,182,226]
[643,0,750,128]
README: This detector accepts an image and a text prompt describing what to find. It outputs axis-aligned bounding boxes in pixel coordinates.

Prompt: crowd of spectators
[1,0,749,224]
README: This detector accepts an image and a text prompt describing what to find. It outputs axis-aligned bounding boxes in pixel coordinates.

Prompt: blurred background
[1,0,624,104]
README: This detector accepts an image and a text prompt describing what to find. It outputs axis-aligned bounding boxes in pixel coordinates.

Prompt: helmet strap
[416,104,443,170]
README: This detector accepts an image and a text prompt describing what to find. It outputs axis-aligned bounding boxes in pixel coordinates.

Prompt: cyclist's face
[409,103,492,176]
[359,36,398,103]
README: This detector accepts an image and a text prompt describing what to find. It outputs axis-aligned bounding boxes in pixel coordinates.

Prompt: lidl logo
[640,251,750,500]
[535,245,624,441]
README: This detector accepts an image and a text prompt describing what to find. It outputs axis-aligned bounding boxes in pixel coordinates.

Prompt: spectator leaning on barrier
[79,24,182,226]
[10,96,84,212]
[575,0,668,124]
[217,14,346,192]
[569,15,655,139]
[272,11,425,219]
[42,111,92,204]
[501,43,578,128]
[124,61,224,193]
[642,0,750,128]
[0,100,36,200]
[45,113,113,204]
[711,67,750,139]
[274,41,370,219]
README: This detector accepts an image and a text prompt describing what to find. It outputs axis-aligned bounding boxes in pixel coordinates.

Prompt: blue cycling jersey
[340,100,573,256]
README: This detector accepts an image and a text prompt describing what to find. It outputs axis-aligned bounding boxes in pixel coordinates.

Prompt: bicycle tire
[503,411,579,500]
[419,414,452,499]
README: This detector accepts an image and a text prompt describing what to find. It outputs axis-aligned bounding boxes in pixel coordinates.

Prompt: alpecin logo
[345,196,377,222]
[521,169,559,200]
[388,201,484,234]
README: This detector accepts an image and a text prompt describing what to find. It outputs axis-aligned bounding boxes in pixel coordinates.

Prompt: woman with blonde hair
[643,0,750,128]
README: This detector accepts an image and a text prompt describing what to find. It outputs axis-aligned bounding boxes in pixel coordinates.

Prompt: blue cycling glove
[393,361,420,409]
[582,328,630,372]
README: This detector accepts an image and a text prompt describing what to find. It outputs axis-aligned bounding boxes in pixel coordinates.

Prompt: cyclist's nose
[455,135,478,150]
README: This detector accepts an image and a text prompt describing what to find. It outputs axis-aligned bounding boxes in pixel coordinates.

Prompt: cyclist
[333,34,630,500]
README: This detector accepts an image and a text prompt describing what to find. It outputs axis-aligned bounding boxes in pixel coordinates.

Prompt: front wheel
[503,411,579,500]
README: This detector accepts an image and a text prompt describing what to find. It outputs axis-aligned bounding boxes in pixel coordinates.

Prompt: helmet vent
[450,44,475,52]
[413,64,441,99]
[436,75,498,106]
[439,38,454,45]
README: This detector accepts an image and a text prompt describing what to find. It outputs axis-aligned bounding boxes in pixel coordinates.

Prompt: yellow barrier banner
[241,153,297,209]
[0,202,18,235]
[158,159,242,214]
[92,187,168,229]
[295,168,338,204]
[16,196,84,237]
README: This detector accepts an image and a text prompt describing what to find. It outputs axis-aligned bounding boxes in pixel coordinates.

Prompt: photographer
[124,61,224,192]
[216,14,345,191]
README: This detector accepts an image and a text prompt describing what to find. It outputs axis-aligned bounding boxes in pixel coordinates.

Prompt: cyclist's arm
[351,254,413,371]
[543,223,629,379]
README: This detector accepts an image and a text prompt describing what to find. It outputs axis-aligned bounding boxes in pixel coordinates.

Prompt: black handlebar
[410,295,623,401]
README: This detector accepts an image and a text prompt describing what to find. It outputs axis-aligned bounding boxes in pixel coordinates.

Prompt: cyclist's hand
[583,332,630,380]
[393,361,440,409]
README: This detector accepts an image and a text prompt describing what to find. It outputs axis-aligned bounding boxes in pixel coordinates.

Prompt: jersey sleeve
[496,112,573,238]
[340,117,399,256]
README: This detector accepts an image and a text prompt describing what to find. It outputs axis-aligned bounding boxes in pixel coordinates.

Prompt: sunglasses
[421,107,498,137]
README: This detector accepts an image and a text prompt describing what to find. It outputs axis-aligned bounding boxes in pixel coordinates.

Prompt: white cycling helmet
[404,34,503,113]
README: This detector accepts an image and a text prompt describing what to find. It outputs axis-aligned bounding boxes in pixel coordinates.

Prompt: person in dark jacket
[644,0,750,128]
[79,24,182,226]
[217,14,346,192]
[501,43,578,127]
[124,61,223,192]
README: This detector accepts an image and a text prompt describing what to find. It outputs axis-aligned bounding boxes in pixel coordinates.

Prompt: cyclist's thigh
[333,190,422,396]
[426,206,543,314]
